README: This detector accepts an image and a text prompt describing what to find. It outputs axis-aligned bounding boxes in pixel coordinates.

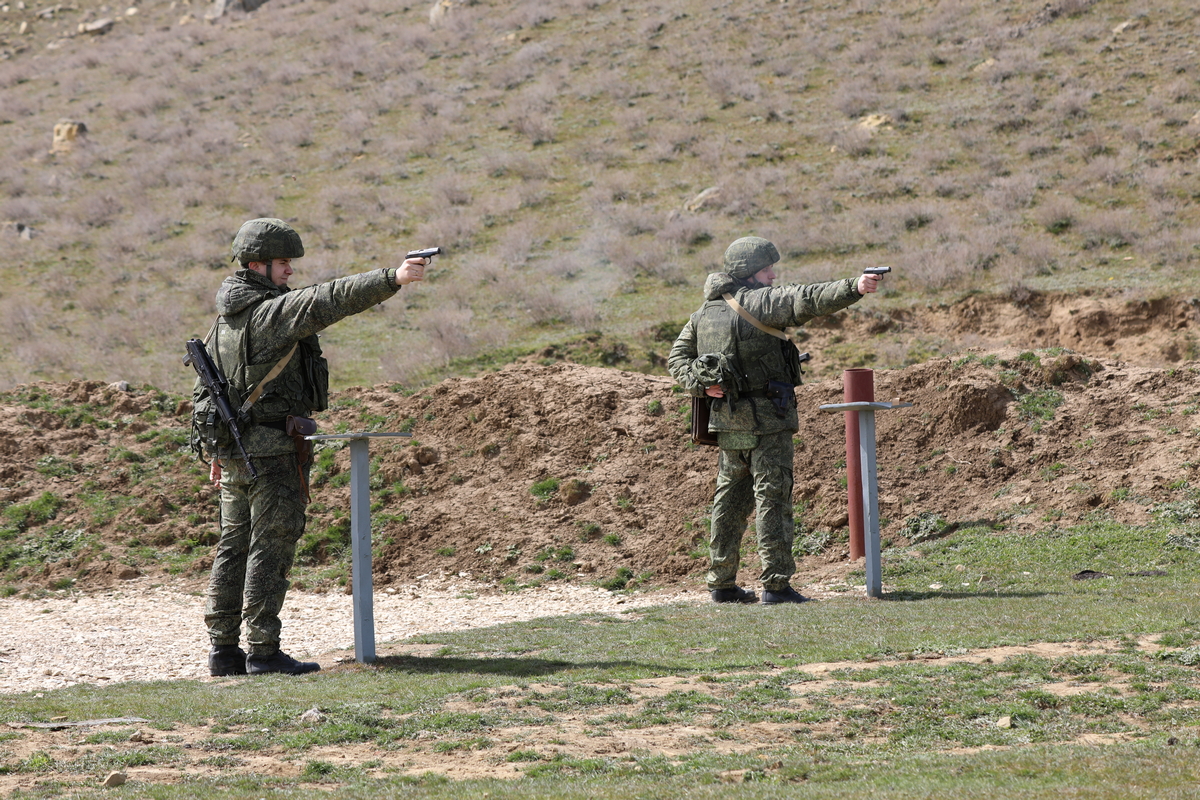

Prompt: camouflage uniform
[668,237,864,595]
[198,220,403,660]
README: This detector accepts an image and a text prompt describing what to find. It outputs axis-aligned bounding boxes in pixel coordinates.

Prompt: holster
[765,380,793,419]
[690,397,719,447]
[285,415,318,503]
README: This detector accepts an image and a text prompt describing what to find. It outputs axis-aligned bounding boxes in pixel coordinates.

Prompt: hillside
[2,0,1200,392]
[3,344,1198,596]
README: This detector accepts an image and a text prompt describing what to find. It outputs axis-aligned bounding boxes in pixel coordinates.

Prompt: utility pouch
[690,397,719,447]
[286,415,318,503]
[765,380,794,419]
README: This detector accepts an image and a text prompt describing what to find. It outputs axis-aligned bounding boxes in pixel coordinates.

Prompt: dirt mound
[0,347,1195,594]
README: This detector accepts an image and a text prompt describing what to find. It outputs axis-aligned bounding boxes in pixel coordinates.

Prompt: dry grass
[0,0,1198,391]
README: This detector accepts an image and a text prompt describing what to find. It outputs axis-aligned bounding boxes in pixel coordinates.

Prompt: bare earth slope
[1,303,1197,595]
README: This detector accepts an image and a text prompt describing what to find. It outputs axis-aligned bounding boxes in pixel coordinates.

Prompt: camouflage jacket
[202,268,401,458]
[668,272,862,435]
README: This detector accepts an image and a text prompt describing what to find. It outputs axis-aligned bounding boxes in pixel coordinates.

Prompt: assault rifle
[183,338,258,479]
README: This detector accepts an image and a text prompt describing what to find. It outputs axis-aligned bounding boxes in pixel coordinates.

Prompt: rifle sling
[201,310,300,418]
[721,293,789,341]
[238,342,298,415]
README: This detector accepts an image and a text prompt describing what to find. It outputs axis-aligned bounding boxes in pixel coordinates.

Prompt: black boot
[761,586,812,605]
[246,650,321,675]
[710,586,758,604]
[208,645,248,677]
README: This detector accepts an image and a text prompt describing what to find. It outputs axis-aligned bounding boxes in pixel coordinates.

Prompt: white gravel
[0,577,701,694]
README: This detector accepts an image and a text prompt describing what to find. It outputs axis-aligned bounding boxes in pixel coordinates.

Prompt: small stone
[997,715,1014,729]
[103,772,127,787]
[298,708,324,724]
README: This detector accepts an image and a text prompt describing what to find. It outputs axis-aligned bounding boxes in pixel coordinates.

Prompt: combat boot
[208,645,248,677]
[761,586,812,605]
[710,586,758,604]
[246,650,321,675]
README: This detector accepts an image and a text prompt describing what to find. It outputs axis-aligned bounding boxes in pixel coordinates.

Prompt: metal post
[819,400,911,599]
[348,437,375,663]
[858,410,881,598]
[305,431,411,664]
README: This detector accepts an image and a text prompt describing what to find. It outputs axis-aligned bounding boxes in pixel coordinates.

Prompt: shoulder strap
[722,292,789,341]
[238,342,299,415]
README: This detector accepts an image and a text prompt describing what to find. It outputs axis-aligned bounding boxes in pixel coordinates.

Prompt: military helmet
[230,218,305,265]
[722,236,779,279]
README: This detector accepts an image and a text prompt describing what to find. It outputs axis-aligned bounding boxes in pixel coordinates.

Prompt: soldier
[668,236,883,605]
[194,218,430,675]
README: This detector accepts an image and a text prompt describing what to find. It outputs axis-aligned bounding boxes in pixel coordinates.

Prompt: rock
[102,772,127,787]
[997,715,1014,729]
[108,381,131,392]
[50,120,88,155]
[298,707,324,724]
[685,186,721,213]
[128,730,153,743]
[78,18,115,35]
[429,0,453,27]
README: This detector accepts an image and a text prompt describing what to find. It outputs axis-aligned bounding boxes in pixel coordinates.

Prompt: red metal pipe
[844,369,874,561]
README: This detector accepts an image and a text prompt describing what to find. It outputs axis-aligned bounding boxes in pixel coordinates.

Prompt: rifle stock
[184,338,258,479]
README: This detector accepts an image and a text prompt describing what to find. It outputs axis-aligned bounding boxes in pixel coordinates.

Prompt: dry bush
[512,112,557,146]
[420,306,478,364]
[432,174,473,207]
[521,282,600,327]
[658,212,713,248]
[1079,155,1128,188]
[1076,207,1140,250]
[704,61,759,107]
[414,208,479,251]
[495,221,545,265]
[409,117,451,157]
[985,173,1040,211]
[833,78,883,119]
[1032,195,1079,235]
[828,125,879,158]
[1136,225,1200,267]
[338,109,373,142]
[1050,86,1094,119]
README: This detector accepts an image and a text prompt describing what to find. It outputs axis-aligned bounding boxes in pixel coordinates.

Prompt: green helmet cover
[230,218,305,265]
[722,236,779,279]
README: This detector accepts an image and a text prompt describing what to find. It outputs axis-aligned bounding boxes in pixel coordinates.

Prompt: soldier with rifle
[187,218,436,675]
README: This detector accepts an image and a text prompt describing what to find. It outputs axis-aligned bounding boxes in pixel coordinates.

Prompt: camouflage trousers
[205,453,309,657]
[708,429,795,592]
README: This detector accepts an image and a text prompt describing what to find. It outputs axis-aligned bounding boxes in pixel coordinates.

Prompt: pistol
[863,266,891,275]
[406,247,443,261]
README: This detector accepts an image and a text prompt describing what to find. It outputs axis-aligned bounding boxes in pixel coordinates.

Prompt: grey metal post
[819,401,911,599]
[857,410,882,598]
[348,437,374,663]
[306,431,412,663]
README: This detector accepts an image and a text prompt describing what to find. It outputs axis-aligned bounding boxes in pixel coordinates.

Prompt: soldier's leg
[750,430,796,591]
[708,447,756,589]
[242,454,308,656]
[204,460,252,646]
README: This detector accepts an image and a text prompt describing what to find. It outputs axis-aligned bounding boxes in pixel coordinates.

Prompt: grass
[3,0,1200,392]
[2,518,1200,795]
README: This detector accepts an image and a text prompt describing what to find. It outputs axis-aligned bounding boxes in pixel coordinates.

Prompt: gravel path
[0,577,701,694]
